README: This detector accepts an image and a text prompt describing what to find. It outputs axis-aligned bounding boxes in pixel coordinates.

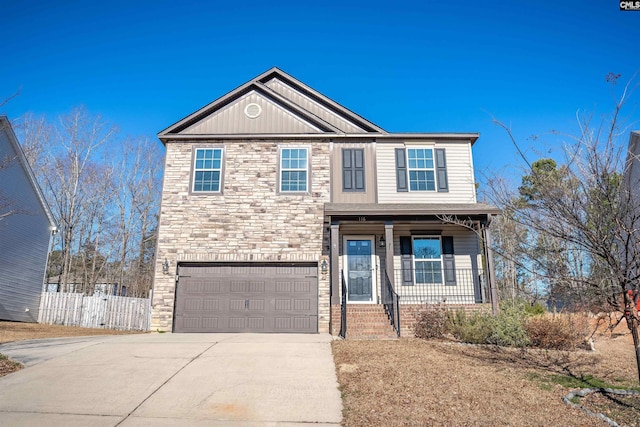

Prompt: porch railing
[392,268,487,305]
[339,271,347,338]
[381,270,401,337]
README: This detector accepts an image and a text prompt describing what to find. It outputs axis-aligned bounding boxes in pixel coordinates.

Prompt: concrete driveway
[0,333,342,426]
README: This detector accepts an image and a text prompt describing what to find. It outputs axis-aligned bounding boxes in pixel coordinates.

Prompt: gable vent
[244,103,262,119]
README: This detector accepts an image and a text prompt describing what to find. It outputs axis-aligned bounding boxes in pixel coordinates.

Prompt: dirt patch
[0,321,143,378]
[332,324,639,426]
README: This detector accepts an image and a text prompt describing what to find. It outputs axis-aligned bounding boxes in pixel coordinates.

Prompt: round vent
[244,103,262,119]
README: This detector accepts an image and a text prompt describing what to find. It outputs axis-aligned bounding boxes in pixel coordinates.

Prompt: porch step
[344,305,398,339]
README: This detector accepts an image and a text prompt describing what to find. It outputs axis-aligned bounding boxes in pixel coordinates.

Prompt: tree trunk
[627,314,640,384]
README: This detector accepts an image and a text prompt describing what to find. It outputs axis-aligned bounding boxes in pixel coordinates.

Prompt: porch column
[330,222,340,305]
[482,217,499,315]
[384,221,394,286]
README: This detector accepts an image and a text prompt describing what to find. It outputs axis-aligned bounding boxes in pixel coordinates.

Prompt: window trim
[412,235,443,284]
[406,147,437,192]
[278,146,311,194]
[191,146,224,194]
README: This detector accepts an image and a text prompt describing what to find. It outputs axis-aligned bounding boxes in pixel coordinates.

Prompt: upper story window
[342,148,365,192]
[407,148,435,191]
[395,146,449,193]
[193,148,223,192]
[280,147,308,192]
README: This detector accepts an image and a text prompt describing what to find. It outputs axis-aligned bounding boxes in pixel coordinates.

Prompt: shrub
[447,310,493,344]
[447,303,530,347]
[525,313,590,350]
[413,304,449,339]
[524,301,546,316]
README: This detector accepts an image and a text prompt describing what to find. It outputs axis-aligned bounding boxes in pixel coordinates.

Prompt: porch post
[483,217,499,315]
[330,222,340,305]
[384,221,394,286]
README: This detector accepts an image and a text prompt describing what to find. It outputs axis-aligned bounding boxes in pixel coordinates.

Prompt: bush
[413,304,449,339]
[447,303,530,347]
[525,313,590,350]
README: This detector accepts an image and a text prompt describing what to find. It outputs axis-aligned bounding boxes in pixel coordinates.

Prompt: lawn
[333,326,640,426]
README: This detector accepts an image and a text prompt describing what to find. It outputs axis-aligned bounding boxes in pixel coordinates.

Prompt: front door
[344,236,376,303]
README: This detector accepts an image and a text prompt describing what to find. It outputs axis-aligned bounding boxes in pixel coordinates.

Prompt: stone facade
[151,139,331,332]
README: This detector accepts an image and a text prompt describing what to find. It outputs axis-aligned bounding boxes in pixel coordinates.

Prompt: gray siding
[330,142,377,203]
[181,91,323,135]
[264,78,367,133]
[0,124,53,322]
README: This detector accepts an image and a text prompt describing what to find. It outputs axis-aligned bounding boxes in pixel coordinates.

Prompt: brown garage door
[174,263,318,333]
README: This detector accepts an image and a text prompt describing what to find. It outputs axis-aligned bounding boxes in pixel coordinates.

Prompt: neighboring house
[151,68,499,337]
[0,116,56,322]
[622,131,640,292]
[45,277,126,296]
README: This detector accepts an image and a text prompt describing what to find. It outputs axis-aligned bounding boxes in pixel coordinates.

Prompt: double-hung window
[407,148,436,191]
[413,237,443,284]
[280,147,308,192]
[193,148,223,192]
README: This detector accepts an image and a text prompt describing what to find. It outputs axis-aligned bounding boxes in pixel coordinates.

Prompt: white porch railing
[38,292,151,331]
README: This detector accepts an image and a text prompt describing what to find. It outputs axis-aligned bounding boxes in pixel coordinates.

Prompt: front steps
[343,304,398,339]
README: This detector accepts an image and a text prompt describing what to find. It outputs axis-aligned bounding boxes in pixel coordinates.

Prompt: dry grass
[332,317,640,427]
[0,321,143,377]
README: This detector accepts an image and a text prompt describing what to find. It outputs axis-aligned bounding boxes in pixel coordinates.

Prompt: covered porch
[326,203,500,338]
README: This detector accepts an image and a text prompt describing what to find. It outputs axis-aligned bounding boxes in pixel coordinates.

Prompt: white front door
[343,236,377,303]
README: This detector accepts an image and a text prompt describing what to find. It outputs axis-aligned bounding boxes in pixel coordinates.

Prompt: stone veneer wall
[151,140,331,332]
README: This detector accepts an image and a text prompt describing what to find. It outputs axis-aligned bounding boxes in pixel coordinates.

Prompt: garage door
[174,263,318,333]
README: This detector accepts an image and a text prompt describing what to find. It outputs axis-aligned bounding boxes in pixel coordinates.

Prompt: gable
[178,90,324,135]
[159,67,387,140]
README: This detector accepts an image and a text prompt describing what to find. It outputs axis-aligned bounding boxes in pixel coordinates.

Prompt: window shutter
[342,149,353,190]
[400,236,413,285]
[342,149,365,191]
[442,236,456,285]
[395,148,408,192]
[353,149,365,190]
[435,148,449,192]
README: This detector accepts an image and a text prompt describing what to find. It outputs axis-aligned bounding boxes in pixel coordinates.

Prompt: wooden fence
[38,292,151,331]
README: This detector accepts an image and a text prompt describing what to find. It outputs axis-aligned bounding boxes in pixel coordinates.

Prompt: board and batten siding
[0,122,53,322]
[330,142,377,204]
[376,141,477,204]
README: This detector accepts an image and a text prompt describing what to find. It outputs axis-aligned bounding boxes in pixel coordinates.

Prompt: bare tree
[488,74,640,382]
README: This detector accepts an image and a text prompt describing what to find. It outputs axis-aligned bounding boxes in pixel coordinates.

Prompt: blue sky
[1,1,639,191]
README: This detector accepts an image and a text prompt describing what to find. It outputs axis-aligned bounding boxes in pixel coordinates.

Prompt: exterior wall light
[162,259,170,275]
[320,259,328,274]
[379,234,386,248]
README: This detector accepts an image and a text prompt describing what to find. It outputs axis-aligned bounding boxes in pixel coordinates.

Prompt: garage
[174,263,318,333]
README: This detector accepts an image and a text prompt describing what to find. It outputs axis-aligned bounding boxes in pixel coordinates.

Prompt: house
[150,68,499,337]
[0,116,56,322]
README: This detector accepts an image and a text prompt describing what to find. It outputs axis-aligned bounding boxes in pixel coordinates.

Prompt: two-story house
[151,68,499,337]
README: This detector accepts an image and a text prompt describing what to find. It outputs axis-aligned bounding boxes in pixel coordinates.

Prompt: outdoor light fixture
[320,259,328,274]
[379,234,386,247]
[162,259,169,275]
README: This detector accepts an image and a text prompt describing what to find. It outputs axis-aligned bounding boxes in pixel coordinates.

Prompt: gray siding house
[0,116,56,322]
[151,68,499,337]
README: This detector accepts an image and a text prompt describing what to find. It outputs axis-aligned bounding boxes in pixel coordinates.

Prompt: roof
[324,203,501,217]
[158,67,479,144]
[0,116,56,230]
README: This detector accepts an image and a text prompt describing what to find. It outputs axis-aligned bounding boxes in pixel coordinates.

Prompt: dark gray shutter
[435,148,448,192]
[400,236,413,285]
[342,149,353,190]
[342,149,365,191]
[442,236,456,285]
[395,148,408,192]
[353,149,364,190]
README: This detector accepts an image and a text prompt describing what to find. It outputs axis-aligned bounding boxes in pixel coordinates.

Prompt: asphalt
[0,333,343,426]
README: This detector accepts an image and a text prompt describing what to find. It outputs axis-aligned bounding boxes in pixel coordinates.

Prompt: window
[407,148,435,191]
[413,237,442,284]
[342,148,365,191]
[193,148,223,192]
[280,147,308,192]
